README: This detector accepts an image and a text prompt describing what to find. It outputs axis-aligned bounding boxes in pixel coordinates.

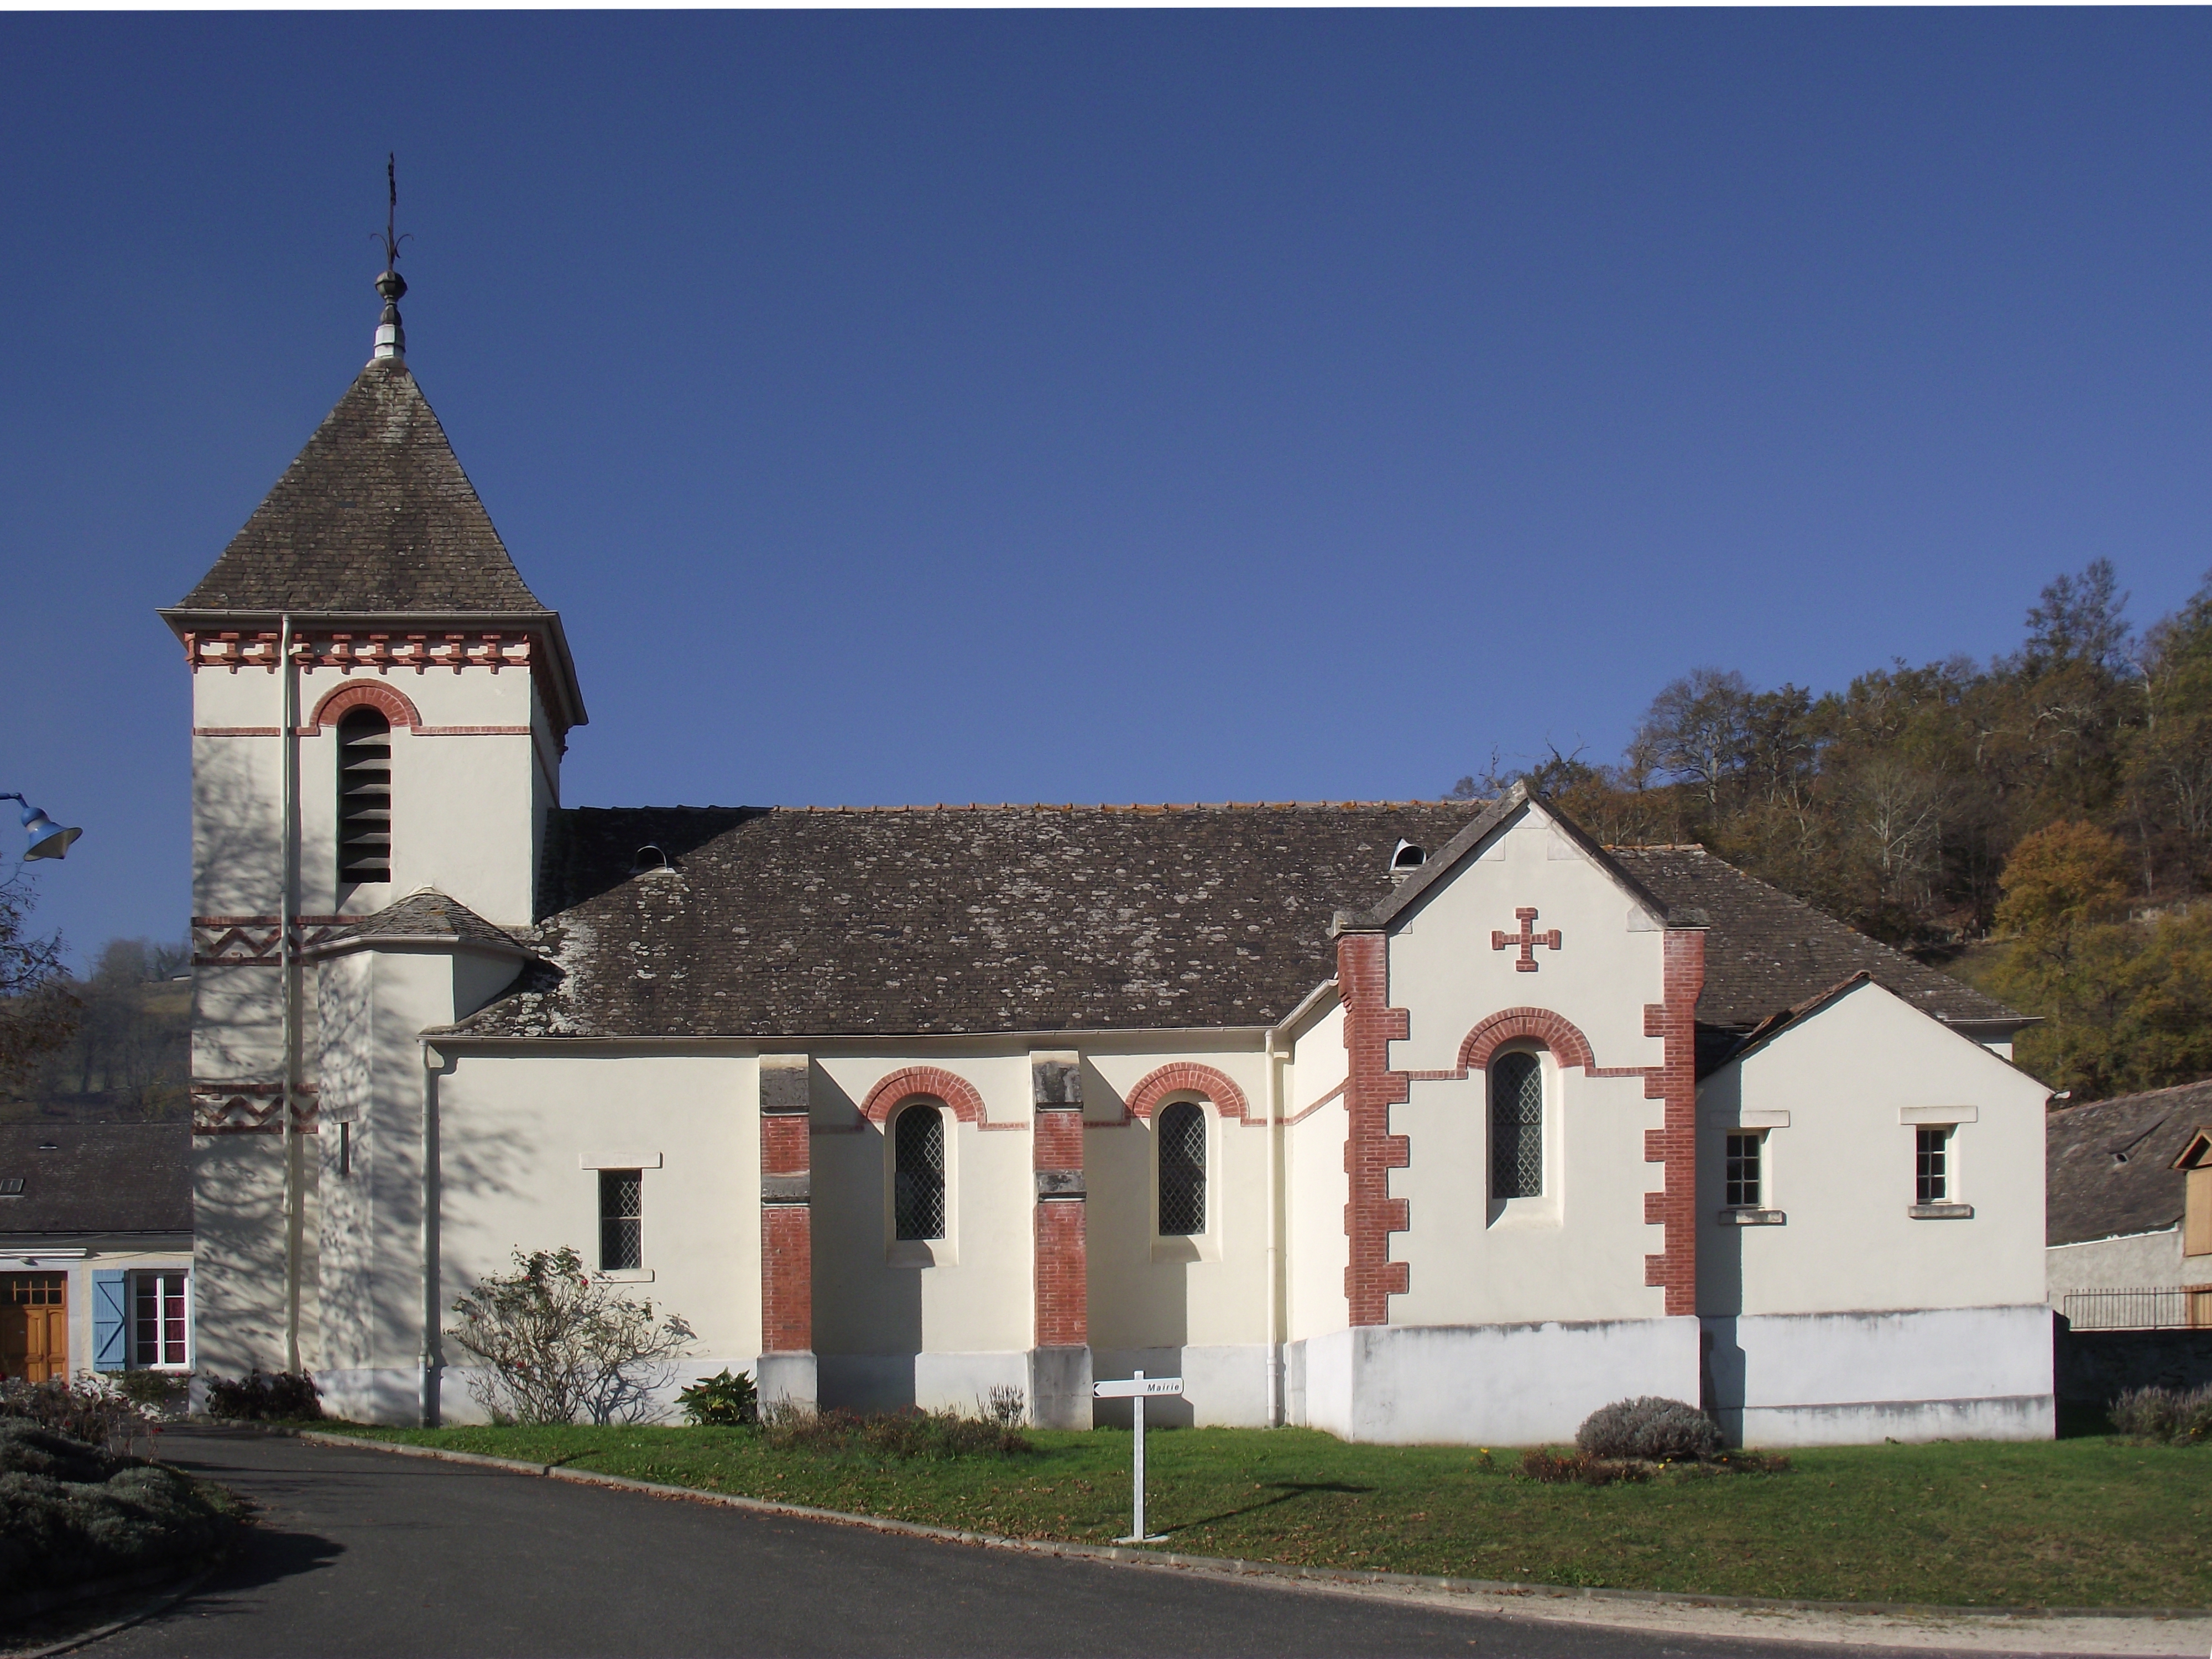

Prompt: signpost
[1093,1370,1183,1543]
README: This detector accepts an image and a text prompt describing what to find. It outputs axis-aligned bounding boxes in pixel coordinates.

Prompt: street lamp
[0,794,83,862]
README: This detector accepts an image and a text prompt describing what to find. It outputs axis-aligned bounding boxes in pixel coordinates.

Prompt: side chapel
[165,270,2057,1444]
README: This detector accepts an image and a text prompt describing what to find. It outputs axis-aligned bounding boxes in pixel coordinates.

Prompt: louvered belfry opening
[894,1104,946,1241]
[1157,1100,1207,1235]
[336,708,393,885]
[1490,1050,1544,1199]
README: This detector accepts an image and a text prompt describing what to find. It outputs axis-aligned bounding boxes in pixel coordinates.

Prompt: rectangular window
[599,1169,643,1270]
[1724,1133,1763,1209]
[1916,1127,1950,1206]
[132,1272,189,1368]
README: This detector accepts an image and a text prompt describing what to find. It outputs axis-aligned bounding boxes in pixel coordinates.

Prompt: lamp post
[0,795,82,862]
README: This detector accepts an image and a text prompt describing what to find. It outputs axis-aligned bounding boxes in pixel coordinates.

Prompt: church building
[164,271,2058,1445]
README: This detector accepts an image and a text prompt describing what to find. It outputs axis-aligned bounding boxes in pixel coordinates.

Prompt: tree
[1630,669,1756,811]
[445,1247,694,1426]
[0,874,76,1087]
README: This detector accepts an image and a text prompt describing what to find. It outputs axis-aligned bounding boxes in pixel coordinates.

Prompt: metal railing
[2060,1287,2212,1331]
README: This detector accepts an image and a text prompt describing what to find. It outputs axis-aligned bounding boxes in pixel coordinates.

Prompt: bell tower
[160,216,587,1385]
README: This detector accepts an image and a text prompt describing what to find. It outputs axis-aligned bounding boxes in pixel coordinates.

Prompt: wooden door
[2,1274,67,1382]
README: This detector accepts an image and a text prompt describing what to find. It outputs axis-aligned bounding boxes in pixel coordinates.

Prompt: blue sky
[6,10,2212,962]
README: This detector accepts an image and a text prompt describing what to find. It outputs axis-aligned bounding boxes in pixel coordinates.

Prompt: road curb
[290,1428,2212,1647]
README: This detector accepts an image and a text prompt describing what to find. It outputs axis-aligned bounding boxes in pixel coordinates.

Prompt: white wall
[1283,1000,1349,1345]
[1697,980,2051,1319]
[426,1048,759,1425]
[1383,805,1672,1327]
[1292,1318,1701,1444]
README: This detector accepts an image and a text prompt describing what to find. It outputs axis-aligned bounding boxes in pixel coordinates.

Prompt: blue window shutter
[92,1271,128,1371]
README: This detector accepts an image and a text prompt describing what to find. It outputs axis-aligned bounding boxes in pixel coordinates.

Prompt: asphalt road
[70,1428,1994,1658]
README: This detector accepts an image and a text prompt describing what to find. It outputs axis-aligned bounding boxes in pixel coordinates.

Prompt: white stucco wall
[418,1047,758,1425]
[1697,980,2051,1319]
[1383,805,1671,1327]
[1291,1317,1701,1444]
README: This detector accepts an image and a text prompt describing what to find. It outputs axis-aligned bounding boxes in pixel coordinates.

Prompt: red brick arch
[310,680,421,731]
[1457,1007,1595,1074]
[862,1065,986,1127]
[1125,1062,1252,1124]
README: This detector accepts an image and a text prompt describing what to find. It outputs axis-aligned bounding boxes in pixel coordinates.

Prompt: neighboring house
[165,263,2057,1446]
[2047,1080,2212,1330]
[0,1124,194,1382]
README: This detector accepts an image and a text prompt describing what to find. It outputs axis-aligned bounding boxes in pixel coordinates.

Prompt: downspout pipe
[1262,1027,1282,1428]
[419,1039,444,1427]
[279,613,302,1375]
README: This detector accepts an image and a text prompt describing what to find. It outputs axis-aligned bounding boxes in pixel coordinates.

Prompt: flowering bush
[1574,1396,1723,1463]
[445,1246,693,1426]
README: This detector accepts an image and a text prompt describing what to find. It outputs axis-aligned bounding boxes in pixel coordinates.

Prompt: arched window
[1158,1100,1207,1236]
[893,1103,946,1241]
[1490,1050,1543,1199]
[336,707,393,885]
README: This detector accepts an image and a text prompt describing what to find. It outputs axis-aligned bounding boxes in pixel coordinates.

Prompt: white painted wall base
[1704,1305,2054,1446]
[1288,1318,1702,1444]
[1092,1345,1272,1428]
[816,1350,1029,1415]
[316,1366,422,1426]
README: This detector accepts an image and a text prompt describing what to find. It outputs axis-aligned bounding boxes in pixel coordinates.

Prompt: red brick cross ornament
[1492,906,1562,972]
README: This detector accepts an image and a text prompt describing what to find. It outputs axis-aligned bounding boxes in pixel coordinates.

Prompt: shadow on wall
[1088,1073,1193,1429]
[810,1066,922,1411]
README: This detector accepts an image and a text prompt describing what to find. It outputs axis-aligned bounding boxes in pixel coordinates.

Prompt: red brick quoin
[1123,1062,1253,1123]
[1338,931,1410,1326]
[309,680,421,731]
[759,1057,813,1355]
[1032,1057,1088,1349]
[1642,929,1706,1317]
[861,1066,986,1127]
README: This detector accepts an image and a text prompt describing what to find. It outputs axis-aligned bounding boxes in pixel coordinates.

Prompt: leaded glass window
[599,1168,642,1270]
[895,1104,946,1241]
[1490,1051,1543,1199]
[1158,1100,1207,1236]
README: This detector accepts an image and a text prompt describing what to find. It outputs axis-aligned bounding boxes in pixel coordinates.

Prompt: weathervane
[372,153,411,363]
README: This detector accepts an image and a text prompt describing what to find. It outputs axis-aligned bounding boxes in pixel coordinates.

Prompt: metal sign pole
[1093,1369,1182,1545]
[1131,1371,1147,1542]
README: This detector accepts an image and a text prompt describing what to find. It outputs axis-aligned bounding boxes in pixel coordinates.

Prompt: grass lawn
[320,1421,2210,1609]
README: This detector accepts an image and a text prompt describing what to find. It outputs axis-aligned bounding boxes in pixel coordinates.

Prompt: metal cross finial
[372,154,411,362]
[379,153,411,272]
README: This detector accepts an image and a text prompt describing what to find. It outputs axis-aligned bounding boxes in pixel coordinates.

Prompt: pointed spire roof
[178,358,549,614]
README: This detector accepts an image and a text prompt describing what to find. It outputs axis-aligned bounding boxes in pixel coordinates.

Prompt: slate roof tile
[2045,1081,2212,1247]
[176,360,549,614]
[1608,846,2020,1032]
[450,804,2026,1045]
[0,1124,192,1235]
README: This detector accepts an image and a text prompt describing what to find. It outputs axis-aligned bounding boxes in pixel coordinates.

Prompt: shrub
[1575,1396,1723,1463]
[0,1422,243,1597]
[0,1376,151,1452]
[1518,1448,1650,1486]
[116,1369,189,1417]
[677,1368,758,1427]
[204,1370,323,1422]
[2109,1384,2212,1444]
[445,1246,694,1426]
[759,1402,1029,1459]
[983,1385,1026,1428]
